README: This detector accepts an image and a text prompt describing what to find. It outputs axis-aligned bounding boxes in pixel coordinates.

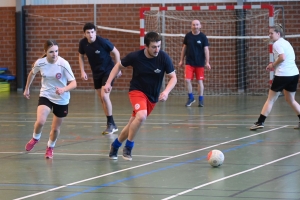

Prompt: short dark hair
[83,23,96,32]
[144,32,162,47]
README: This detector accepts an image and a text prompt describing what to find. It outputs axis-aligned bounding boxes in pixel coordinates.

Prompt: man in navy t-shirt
[79,23,121,135]
[104,32,177,161]
[179,20,211,107]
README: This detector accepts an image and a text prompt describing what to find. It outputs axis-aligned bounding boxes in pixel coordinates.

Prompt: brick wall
[0,2,300,93]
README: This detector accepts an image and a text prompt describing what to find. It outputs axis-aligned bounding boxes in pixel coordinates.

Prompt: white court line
[14,125,288,200]
[162,151,300,200]
[0,152,169,158]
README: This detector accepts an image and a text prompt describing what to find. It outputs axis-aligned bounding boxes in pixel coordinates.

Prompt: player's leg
[196,67,205,107]
[250,76,286,130]
[185,65,195,107]
[25,98,51,151]
[282,75,300,129]
[94,76,117,135]
[44,103,67,159]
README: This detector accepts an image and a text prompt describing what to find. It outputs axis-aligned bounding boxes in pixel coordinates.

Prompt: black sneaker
[102,123,118,135]
[294,122,300,130]
[122,146,132,161]
[185,98,195,107]
[250,122,264,130]
[109,145,119,160]
[198,100,204,107]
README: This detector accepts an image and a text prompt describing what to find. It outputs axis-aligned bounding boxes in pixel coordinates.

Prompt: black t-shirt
[183,31,209,67]
[121,49,175,103]
[78,35,115,78]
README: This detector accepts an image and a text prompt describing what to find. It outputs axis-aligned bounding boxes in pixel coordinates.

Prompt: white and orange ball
[207,150,224,167]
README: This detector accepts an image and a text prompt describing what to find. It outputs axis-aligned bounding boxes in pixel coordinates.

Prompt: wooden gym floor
[0,91,299,200]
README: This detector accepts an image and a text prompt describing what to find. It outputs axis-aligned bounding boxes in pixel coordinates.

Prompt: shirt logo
[154,69,161,73]
[134,103,140,110]
[197,40,201,44]
[56,73,62,79]
[95,50,100,54]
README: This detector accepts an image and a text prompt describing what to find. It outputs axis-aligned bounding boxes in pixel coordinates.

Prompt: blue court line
[55,139,264,200]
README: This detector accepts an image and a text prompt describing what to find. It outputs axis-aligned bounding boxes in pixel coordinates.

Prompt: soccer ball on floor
[207,150,224,167]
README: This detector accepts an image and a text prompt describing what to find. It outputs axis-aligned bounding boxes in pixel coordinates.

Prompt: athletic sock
[47,139,57,148]
[258,114,267,123]
[112,138,122,148]
[125,139,134,149]
[188,93,194,100]
[107,115,115,125]
[199,96,203,101]
[33,133,41,140]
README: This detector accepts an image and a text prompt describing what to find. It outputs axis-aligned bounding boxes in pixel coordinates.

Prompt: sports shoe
[250,122,264,130]
[45,146,54,159]
[198,100,204,107]
[294,122,300,129]
[185,98,195,107]
[109,145,119,160]
[25,138,39,151]
[102,123,118,135]
[122,146,132,161]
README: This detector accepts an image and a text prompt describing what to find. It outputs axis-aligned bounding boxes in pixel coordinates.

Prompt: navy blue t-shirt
[121,49,175,103]
[78,35,115,78]
[183,31,209,67]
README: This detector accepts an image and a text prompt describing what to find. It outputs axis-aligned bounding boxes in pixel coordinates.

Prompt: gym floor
[0,91,299,200]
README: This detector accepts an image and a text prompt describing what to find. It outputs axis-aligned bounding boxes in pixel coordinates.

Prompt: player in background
[104,32,177,161]
[250,24,300,130]
[179,19,211,107]
[24,40,77,159]
[78,23,121,135]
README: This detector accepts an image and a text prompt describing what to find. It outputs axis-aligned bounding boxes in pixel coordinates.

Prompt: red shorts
[129,90,156,117]
[185,65,205,80]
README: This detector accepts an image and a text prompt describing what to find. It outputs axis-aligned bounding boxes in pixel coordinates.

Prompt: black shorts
[93,75,114,90]
[38,97,68,118]
[271,75,299,92]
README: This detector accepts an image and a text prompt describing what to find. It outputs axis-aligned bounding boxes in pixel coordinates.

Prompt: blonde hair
[270,24,284,37]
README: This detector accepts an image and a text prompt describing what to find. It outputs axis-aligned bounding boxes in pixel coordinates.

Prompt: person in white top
[250,24,300,130]
[23,40,77,158]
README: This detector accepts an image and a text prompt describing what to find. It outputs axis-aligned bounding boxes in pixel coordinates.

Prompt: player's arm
[23,70,36,99]
[267,53,285,71]
[78,53,87,80]
[178,44,187,66]
[159,71,177,101]
[111,47,122,78]
[204,46,211,70]
[104,61,124,93]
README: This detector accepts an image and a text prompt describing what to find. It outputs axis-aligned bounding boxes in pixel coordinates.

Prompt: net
[142,6,281,95]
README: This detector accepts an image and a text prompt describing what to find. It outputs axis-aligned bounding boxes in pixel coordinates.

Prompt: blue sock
[188,93,194,100]
[112,138,122,148]
[199,96,203,101]
[125,139,134,149]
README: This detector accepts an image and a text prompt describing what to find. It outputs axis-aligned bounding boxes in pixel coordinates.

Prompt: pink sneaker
[25,138,39,151]
[45,146,54,159]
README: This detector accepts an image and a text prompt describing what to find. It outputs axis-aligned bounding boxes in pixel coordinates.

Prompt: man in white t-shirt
[250,24,300,130]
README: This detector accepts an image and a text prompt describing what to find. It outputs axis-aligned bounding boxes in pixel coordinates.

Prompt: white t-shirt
[273,38,299,76]
[32,56,75,105]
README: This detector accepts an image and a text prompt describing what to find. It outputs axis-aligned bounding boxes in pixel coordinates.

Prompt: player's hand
[266,63,274,71]
[55,87,65,95]
[116,71,122,78]
[23,89,30,99]
[103,83,112,93]
[81,72,88,80]
[205,63,211,70]
[178,61,183,67]
[159,91,169,102]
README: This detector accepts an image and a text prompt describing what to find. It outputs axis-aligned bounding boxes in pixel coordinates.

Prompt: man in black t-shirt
[78,23,121,135]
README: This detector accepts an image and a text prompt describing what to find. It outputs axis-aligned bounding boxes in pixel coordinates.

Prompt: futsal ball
[207,150,224,167]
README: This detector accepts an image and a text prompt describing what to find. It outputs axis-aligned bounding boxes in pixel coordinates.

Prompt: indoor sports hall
[1,0,300,199]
